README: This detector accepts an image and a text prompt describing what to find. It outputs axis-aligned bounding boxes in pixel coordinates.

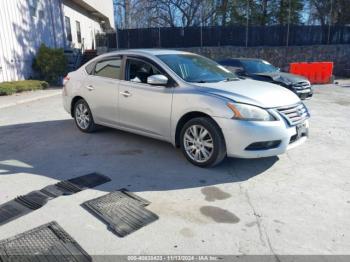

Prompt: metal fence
[96,25,350,49]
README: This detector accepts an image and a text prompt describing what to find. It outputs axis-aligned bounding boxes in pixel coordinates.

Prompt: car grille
[276,103,310,126]
[292,81,311,90]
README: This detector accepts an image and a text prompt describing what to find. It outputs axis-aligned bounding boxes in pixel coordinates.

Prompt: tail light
[62,75,70,96]
[63,75,70,86]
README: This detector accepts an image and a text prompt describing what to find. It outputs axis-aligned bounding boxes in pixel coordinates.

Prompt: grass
[0,80,49,96]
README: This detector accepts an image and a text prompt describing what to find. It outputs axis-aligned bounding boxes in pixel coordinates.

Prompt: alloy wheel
[183,125,214,163]
[75,103,90,130]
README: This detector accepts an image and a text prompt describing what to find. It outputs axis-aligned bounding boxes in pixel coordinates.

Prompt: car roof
[106,49,193,56]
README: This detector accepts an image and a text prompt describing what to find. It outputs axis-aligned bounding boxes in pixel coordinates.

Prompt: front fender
[170,88,234,144]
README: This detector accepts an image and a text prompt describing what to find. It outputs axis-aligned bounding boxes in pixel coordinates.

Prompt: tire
[180,117,226,167]
[73,99,97,133]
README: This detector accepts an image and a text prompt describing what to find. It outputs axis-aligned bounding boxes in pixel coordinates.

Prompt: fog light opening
[245,140,281,151]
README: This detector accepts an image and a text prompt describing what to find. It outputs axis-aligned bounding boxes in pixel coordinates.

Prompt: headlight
[227,102,275,121]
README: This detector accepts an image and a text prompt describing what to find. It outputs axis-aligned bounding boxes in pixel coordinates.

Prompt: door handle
[120,91,131,97]
[86,85,94,91]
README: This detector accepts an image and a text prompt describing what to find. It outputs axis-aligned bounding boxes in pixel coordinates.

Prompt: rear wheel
[73,99,97,133]
[180,117,226,167]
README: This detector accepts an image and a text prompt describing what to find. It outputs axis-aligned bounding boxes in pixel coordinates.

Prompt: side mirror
[147,74,168,86]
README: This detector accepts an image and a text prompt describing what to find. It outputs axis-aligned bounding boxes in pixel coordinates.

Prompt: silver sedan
[63,49,310,167]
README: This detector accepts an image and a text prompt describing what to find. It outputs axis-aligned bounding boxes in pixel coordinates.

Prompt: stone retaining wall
[178,45,350,77]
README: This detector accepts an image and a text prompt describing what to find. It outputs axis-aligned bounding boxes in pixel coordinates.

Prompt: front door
[118,57,174,139]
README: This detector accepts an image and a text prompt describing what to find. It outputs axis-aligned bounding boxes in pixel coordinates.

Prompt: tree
[114,0,160,28]
[275,0,304,25]
[308,0,350,26]
[223,0,304,26]
[113,0,307,28]
[148,0,218,27]
[113,0,130,29]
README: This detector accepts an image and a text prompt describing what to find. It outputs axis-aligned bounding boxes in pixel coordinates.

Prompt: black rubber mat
[0,221,91,261]
[96,188,152,207]
[0,173,111,226]
[40,184,70,198]
[15,191,50,210]
[0,201,32,227]
[67,173,111,189]
[83,190,158,237]
[55,180,84,195]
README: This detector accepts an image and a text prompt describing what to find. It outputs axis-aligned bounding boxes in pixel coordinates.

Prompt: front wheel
[180,117,226,167]
[73,99,97,133]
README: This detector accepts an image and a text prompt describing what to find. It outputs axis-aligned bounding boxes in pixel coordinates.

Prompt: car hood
[195,79,300,108]
[252,72,308,85]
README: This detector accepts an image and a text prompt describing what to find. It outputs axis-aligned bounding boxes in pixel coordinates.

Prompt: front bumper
[214,116,309,158]
[295,88,313,100]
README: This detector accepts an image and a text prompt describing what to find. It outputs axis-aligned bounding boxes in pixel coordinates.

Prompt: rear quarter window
[85,62,95,75]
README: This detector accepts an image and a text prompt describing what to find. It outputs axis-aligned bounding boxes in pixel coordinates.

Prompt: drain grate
[83,190,158,237]
[0,173,111,226]
[0,221,91,261]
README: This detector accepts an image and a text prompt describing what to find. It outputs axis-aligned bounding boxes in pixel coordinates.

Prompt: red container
[322,62,333,83]
[289,62,333,84]
[290,63,300,75]
[316,63,325,83]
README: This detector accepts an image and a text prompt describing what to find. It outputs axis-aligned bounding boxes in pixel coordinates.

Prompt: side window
[230,60,242,67]
[126,59,161,84]
[94,58,121,79]
[221,60,240,67]
[220,60,243,74]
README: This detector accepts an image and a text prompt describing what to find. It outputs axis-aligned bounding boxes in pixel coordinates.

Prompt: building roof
[70,0,115,30]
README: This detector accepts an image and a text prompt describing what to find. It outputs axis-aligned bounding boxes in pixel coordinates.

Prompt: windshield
[241,60,279,74]
[157,54,237,83]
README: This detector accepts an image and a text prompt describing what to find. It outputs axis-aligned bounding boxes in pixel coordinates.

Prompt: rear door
[82,56,122,125]
[118,57,174,140]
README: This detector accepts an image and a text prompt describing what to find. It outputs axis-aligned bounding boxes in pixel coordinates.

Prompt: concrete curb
[0,90,61,109]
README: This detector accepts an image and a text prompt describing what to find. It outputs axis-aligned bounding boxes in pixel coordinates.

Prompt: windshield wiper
[222,77,240,82]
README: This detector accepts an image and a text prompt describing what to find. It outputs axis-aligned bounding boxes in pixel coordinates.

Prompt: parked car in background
[218,58,313,100]
[63,50,310,167]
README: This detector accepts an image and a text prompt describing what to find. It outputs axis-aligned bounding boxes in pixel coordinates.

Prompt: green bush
[32,44,67,85]
[0,80,48,96]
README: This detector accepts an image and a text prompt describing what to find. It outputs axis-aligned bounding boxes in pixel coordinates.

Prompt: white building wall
[62,1,103,50]
[0,0,114,83]
[0,0,65,82]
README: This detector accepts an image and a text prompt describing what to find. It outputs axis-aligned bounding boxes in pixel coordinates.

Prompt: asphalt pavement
[0,84,349,256]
